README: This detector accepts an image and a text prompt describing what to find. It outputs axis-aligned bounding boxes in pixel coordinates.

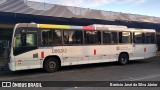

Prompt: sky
[28,0,160,17]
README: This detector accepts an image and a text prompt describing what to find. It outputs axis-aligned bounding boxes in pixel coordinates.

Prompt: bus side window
[151,33,155,43]
[119,32,131,43]
[119,32,122,43]
[42,30,52,45]
[41,30,62,45]
[63,30,83,44]
[72,31,83,44]
[42,30,48,45]
[84,31,101,44]
[63,31,73,44]
[134,32,143,44]
[111,32,118,44]
[146,32,151,43]
[142,33,145,43]
[103,31,111,44]
[53,30,62,45]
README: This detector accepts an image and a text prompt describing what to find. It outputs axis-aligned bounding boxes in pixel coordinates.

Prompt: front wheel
[43,58,59,73]
[118,53,129,65]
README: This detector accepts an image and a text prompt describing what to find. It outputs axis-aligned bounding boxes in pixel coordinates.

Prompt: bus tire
[118,53,129,65]
[43,58,59,73]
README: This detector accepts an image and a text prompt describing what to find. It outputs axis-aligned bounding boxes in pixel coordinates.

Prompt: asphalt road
[0,56,160,90]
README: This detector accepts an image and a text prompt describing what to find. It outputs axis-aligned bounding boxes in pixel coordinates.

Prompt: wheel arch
[119,52,129,59]
[43,55,61,68]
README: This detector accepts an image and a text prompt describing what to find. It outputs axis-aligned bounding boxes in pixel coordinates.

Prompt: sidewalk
[0,58,8,71]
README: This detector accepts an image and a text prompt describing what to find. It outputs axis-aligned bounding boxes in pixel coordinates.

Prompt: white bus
[8,23,157,72]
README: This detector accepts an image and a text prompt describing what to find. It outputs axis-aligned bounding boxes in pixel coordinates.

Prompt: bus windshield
[13,28,38,56]
[15,33,37,48]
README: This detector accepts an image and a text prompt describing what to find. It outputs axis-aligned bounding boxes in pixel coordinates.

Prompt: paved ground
[0,56,160,90]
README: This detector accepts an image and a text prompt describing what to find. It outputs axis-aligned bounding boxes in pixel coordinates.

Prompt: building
[0,0,160,53]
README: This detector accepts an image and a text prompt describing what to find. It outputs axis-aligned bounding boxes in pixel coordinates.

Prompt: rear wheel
[118,53,129,65]
[43,58,59,73]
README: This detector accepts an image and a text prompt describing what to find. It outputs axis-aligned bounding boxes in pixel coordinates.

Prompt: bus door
[132,32,145,59]
[13,29,40,70]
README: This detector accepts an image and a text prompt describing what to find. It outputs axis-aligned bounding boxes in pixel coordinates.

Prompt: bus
[8,23,157,72]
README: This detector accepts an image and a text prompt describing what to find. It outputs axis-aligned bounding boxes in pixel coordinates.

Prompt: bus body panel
[130,44,157,60]
[14,49,41,70]
[9,44,156,71]
[143,44,157,58]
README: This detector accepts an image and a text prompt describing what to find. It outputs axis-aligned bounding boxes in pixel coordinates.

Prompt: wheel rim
[49,61,56,69]
[121,57,127,63]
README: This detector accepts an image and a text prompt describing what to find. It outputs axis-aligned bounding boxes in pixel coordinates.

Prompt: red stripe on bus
[144,48,147,52]
[41,51,44,58]
[83,26,95,30]
[94,49,96,55]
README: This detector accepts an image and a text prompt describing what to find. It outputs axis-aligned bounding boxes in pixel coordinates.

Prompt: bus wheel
[44,58,59,73]
[118,53,129,65]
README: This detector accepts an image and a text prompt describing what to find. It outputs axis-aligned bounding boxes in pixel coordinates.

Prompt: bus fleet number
[52,49,67,53]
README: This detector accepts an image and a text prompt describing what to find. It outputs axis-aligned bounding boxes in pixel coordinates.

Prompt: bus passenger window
[151,33,155,43]
[142,33,145,43]
[103,32,111,44]
[53,30,62,44]
[41,30,62,45]
[63,30,82,44]
[42,30,52,45]
[63,31,73,44]
[84,31,101,44]
[119,32,131,43]
[146,33,151,43]
[134,32,143,44]
[111,32,118,44]
[72,31,83,44]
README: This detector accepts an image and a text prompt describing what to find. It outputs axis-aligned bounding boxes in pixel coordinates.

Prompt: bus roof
[15,23,156,32]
